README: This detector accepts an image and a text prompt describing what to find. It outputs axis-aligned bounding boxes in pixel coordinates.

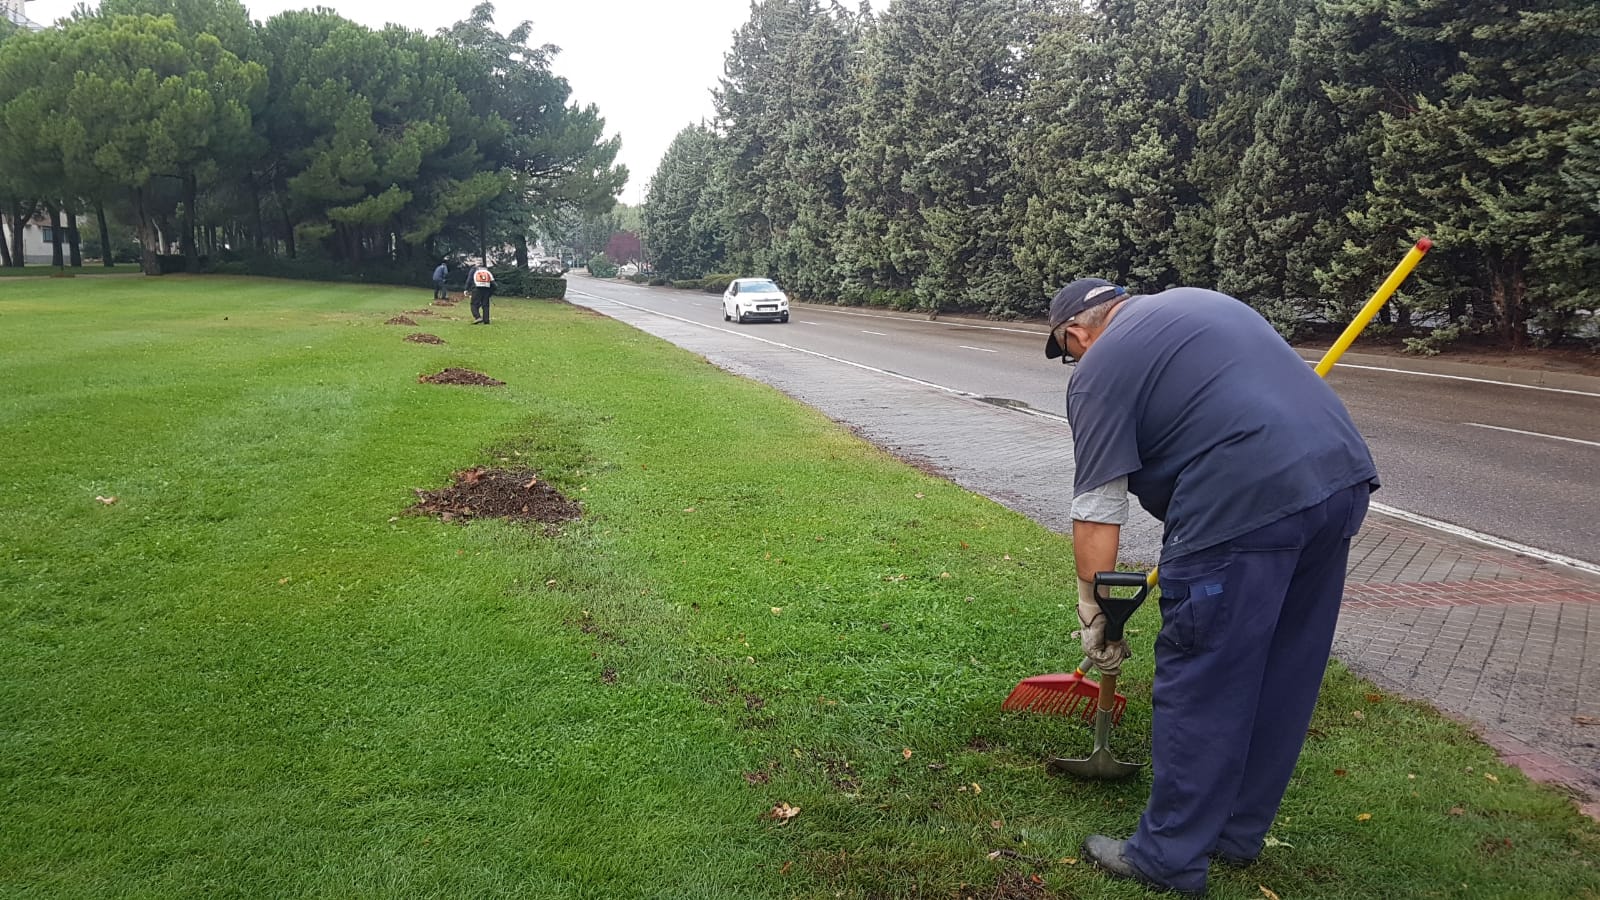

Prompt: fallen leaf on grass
[1333,768,1347,777]
[902,748,913,760]
[771,607,783,615]
[95,495,118,505]
[1356,813,1373,822]
[1263,836,1292,849]
[683,507,696,513]
[1350,710,1366,721]
[990,819,1004,830]
[764,803,800,823]
[1449,806,1465,816]
[1483,773,1499,783]
[1059,857,1078,866]
[779,861,792,875]
[971,782,982,794]
[1365,693,1384,703]
[1260,886,1281,900]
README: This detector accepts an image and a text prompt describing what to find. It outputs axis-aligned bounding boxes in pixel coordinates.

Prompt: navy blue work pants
[1123,482,1370,894]
[471,287,492,323]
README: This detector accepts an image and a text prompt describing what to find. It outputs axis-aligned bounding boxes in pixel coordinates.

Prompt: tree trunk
[181,171,200,272]
[1486,258,1529,350]
[9,202,24,265]
[133,188,161,275]
[95,201,114,266]
[514,233,529,270]
[478,210,488,267]
[249,178,266,252]
[65,201,83,267]
[0,210,12,267]
[47,203,65,267]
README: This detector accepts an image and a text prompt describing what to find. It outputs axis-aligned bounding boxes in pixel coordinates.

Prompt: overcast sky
[23,0,756,204]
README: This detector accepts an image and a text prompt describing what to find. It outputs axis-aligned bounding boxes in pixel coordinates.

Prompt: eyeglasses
[1053,320,1081,364]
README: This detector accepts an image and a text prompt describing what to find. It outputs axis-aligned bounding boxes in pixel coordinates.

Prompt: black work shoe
[1082,835,1204,896]
[1212,852,1257,869]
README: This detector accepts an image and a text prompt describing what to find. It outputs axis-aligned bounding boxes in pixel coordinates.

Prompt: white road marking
[960,345,997,353]
[1464,422,1600,448]
[570,285,1597,575]
[569,290,970,396]
[1370,502,1600,577]
[861,330,888,336]
[1322,362,1600,399]
[805,305,1040,335]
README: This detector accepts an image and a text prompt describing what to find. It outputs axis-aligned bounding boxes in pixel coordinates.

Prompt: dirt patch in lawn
[386,315,418,325]
[405,332,445,344]
[418,368,504,386]
[432,298,458,307]
[408,466,582,527]
[404,308,436,316]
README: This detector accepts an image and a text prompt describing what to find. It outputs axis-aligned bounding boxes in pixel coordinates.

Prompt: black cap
[1044,278,1125,359]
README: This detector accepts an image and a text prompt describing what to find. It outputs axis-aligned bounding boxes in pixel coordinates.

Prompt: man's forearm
[1073,519,1122,586]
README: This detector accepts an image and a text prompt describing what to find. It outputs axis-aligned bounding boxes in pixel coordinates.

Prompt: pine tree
[838,0,1038,312]
[642,124,726,279]
[1013,0,1208,297]
[714,0,860,297]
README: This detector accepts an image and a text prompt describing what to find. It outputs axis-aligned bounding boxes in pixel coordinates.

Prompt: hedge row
[204,257,564,299]
[489,268,567,300]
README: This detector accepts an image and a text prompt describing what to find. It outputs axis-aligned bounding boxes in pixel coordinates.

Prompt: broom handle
[1138,238,1432,590]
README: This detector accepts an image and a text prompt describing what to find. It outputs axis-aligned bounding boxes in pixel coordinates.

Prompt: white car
[721,277,790,324]
[616,263,640,277]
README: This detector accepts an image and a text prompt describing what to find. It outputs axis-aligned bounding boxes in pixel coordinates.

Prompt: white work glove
[1075,577,1129,676]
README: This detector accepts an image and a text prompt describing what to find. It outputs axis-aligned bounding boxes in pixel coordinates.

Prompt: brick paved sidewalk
[569,288,1600,821]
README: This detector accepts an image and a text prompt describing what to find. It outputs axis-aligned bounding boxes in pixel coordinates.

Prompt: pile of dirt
[404,308,436,316]
[385,315,418,326]
[405,333,445,344]
[432,298,457,307]
[408,467,582,526]
[418,368,504,386]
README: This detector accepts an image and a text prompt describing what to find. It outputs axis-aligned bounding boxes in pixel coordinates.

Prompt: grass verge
[1,277,1596,898]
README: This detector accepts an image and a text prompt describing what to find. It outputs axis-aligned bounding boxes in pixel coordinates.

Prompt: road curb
[1312,350,1600,393]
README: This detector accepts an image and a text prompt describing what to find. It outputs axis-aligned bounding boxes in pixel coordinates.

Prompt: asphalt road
[567,276,1600,567]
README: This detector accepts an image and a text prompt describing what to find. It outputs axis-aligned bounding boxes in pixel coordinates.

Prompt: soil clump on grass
[408,467,582,526]
[404,308,435,316]
[405,333,445,345]
[432,298,457,307]
[385,315,418,326]
[418,367,504,386]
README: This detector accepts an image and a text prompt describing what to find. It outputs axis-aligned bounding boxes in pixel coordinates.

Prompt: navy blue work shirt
[1067,288,1378,562]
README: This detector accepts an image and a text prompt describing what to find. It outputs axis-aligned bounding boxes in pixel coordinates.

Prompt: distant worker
[470,263,495,325]
[432,258,449,300]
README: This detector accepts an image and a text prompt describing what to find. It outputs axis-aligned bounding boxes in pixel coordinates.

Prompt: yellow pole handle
[1139,237,1433,589]
[1315,238,1434,378]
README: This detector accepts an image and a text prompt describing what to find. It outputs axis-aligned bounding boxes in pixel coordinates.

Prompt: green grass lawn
[1,276,1596,899]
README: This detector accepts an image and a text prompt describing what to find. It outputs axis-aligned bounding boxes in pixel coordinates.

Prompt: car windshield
[740,280,780,293]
